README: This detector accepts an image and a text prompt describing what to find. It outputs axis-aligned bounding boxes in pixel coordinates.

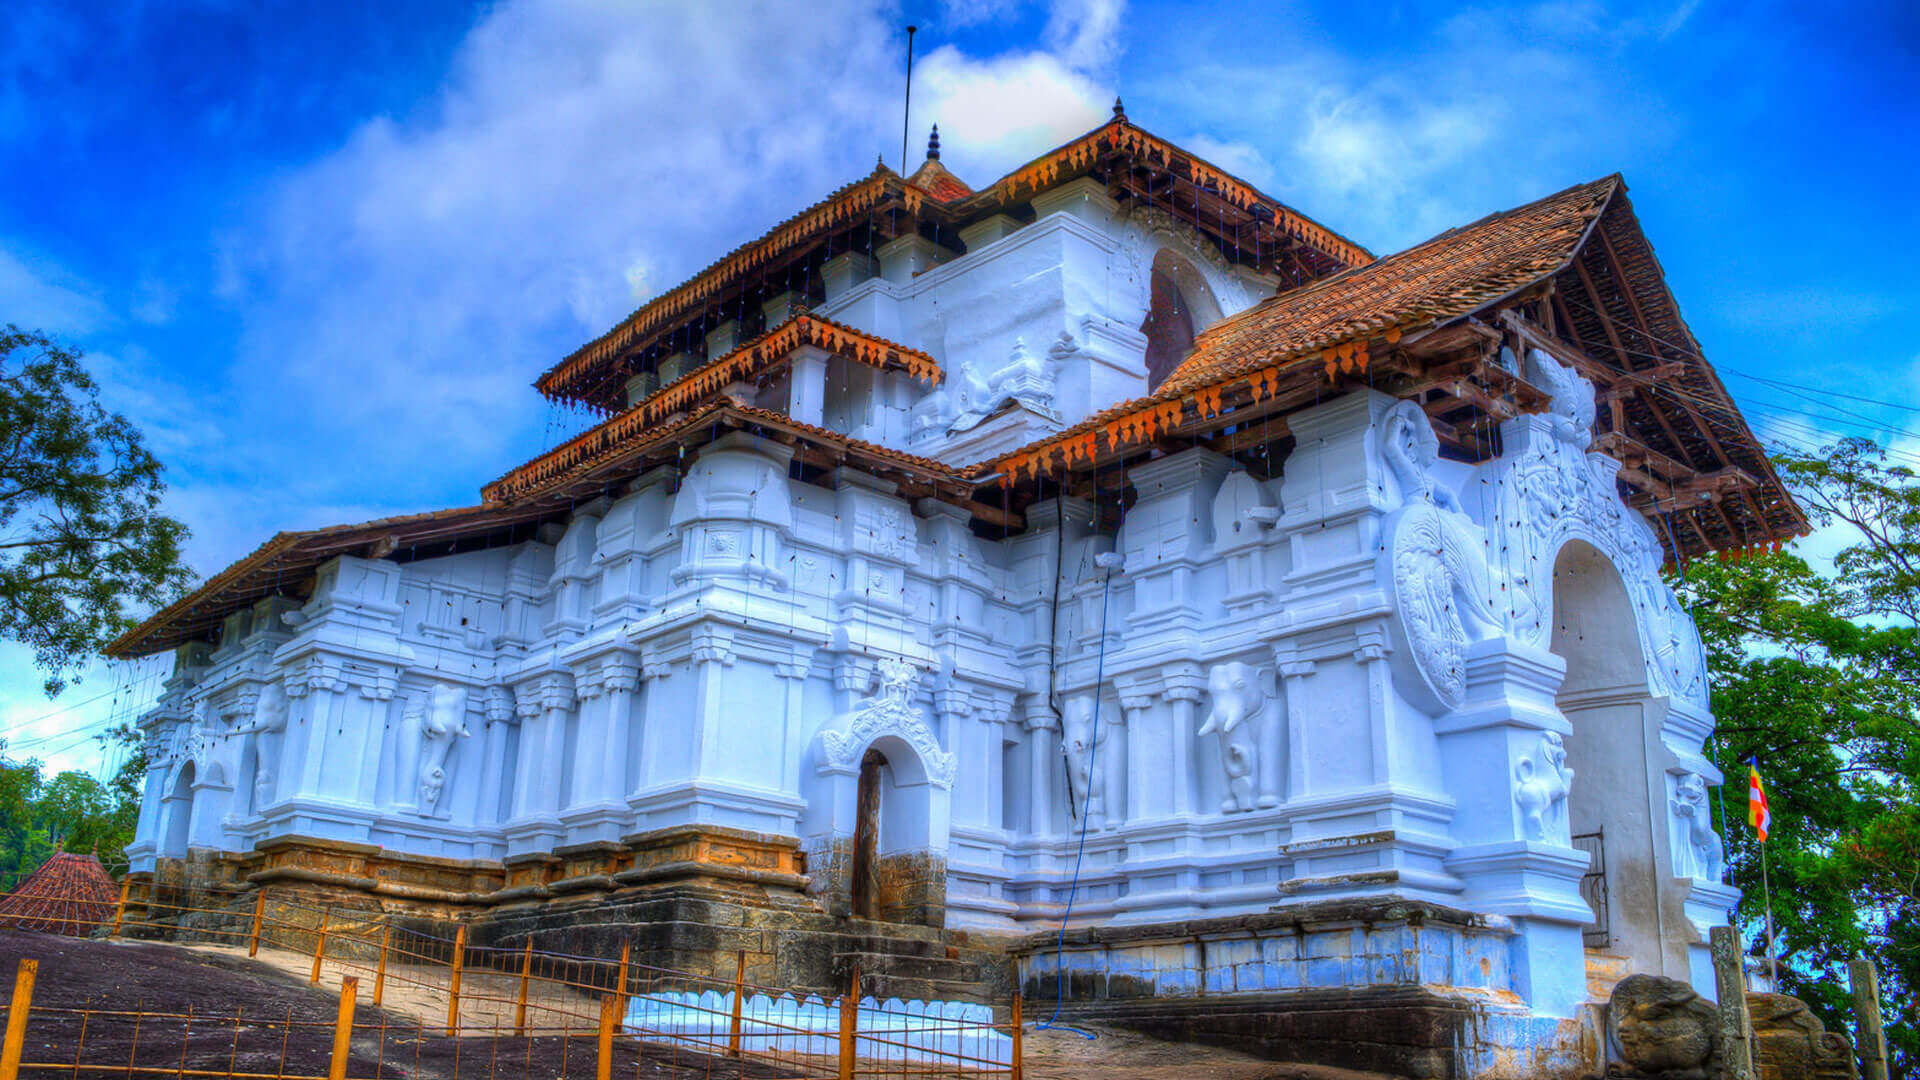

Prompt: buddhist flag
[1747,762,1771,842]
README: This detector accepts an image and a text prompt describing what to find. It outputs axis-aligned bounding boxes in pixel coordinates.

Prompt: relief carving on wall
[1670,771,1725,882]
[1061,694,1111,829]
[1199,661,1274,813]
[232,681,289,811]
[817,657,956,788]
[1381,399,1503,709]
[1486,349,1710,707]
[1513,730,1574,842]
[401,684,471,815]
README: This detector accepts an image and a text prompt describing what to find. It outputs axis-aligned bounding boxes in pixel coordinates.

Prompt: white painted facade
[128,176,1737,1024]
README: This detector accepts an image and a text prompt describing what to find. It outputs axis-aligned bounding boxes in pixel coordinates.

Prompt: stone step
[1585,950,1634,1001]
[835,948,1004,1006]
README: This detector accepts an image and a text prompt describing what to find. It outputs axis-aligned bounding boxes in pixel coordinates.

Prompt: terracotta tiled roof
[537,164,929,402]
[983,175,1619,480]
[0,852,117,937]
[487,313,938,503]
[536,117,1374,408]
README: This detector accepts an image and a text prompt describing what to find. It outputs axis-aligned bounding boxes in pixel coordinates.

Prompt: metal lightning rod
[901,25,918,172]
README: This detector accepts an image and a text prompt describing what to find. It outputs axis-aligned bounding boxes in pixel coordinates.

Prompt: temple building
[112,110,1804,1076]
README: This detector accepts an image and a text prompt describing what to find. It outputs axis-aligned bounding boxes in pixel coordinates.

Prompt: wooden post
[596,995,618,1080]
[837,963,859,1080]
[1010,991,1024,1080]
[111,879,130,937]
[326,976,358,1080]
[310,908,331,986]
[514,939,532,1036]
[727,950,746,1057]
[0,959,38,1080]
[372,924,391,1007]
[1710,925,1755,1080]
[445,924,467,1036]
[1850,953,1889,1080]
[247,893,266,958]
[614,940,631,1021]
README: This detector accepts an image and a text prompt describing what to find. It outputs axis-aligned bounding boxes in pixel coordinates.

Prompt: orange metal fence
[1,893,1023,1080]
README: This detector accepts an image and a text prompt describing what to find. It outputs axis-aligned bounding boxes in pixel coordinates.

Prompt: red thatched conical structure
[0,851,118,936]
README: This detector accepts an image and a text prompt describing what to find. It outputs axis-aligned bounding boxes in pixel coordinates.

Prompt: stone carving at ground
[1382,399,1503,709]
[1670,772,1724,882]
[1746,993,1859,1079]
[1605,974,1720,1079]
[1061,695,1110,829]
[1514,730,1574,842]
[1199,661,1270,812]
[819,658,956,787]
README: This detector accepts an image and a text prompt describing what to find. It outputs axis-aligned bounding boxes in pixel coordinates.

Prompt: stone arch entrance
[1549,539,1672,978]
[161,762,195,858]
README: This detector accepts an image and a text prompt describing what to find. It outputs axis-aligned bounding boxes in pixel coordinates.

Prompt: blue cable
[1034,555,1114,1040]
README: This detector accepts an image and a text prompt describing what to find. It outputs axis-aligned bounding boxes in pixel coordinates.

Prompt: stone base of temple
[1013,899,1592,1079]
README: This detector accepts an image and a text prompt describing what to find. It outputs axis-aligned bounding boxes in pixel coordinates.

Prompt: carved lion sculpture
[1746,993,1859,1080]
[1670,773,1724,881]
[1607,974,1719,1079]
[1514,730,1574,841]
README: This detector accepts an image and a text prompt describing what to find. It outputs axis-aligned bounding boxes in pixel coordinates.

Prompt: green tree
[0,324,193,695]
[0,726,145,887]
[1676,437,1920,1070]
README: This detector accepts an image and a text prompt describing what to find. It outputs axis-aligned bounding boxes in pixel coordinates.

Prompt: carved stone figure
[818,658,956,787]
[232,681,289,812]
[1528,345,1597,451]
[1061,695,1110,829]
[1514,730,1573,842]
[1670,772,1724,882]
[1607,974,1720,1079]
[1199,662,1270,813]
[415,684,471,812]
[1746,993,1859,1079]
[1382,399,1503,708]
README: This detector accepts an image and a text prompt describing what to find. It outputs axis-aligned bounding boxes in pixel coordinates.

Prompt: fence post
[1010,991,1024,1080]
[837,963,859,1080]
[0,959,38,1080]
[373,924,391,1007]
[728,949,746,1057]
[247,892,266,958]
[1710,925,1755,1080]
[327,976,358,1080]
[446,923,467,1037]
[1851,953,1889,1080]
[310,907,331,986]
[515,939,532,1037]
[614,940,631,1020]
[111,878,130,937]
[596,994,618,1080]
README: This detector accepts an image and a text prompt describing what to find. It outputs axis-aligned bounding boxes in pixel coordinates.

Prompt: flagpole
[1758,840,1779,988]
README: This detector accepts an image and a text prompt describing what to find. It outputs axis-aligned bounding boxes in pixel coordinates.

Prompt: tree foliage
[0,324,192,694]
[0,726,144,888]
[1675,437,1920,1069]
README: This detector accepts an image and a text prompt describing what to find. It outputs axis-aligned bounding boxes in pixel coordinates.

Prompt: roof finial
[927,124,940,161]
[1112,96,1126,121]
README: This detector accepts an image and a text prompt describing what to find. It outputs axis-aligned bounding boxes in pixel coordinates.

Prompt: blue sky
[3,0,1917,772]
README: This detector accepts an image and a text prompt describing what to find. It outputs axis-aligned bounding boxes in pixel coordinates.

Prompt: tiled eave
[488,313,938,502]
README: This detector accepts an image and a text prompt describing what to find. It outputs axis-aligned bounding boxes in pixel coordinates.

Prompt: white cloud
[0,245,111,335]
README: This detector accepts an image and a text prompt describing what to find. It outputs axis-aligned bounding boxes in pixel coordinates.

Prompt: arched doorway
[1550,541,1669,978]
[1140,250,1224,391]
[851,749,887,920]
[162,762,195,858]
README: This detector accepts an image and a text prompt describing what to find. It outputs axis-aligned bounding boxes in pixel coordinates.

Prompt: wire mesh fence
[0,890,1022,1080]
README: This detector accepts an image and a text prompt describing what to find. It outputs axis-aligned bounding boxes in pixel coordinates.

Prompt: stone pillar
[478,686,516,826]
[1120,691,1155,823]
[1268,389,1460,903]
[1161,672,1204,820]
[787,345,830,427]
[1023,699,1056,835]
[599,656,638,803]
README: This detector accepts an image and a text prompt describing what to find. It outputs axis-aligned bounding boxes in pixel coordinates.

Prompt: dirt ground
[0,930,1404,1079]
[0,929,788,1080]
